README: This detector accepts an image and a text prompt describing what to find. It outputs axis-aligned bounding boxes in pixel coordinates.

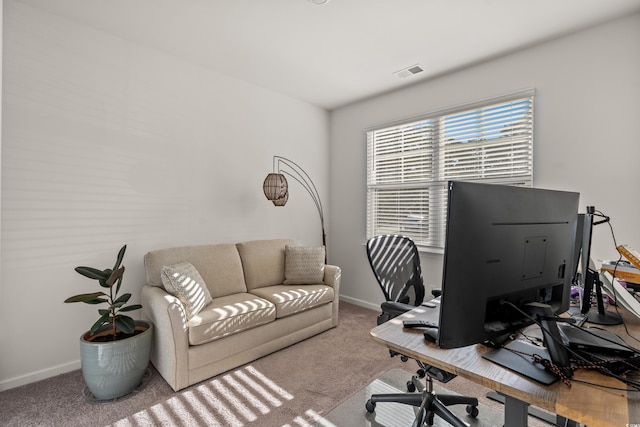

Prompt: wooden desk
[370,302,640,427]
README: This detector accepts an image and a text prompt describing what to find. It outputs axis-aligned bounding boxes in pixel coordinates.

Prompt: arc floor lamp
[262,156,326,259]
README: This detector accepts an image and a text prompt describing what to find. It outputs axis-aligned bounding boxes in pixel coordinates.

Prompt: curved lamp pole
[262,156,326,261]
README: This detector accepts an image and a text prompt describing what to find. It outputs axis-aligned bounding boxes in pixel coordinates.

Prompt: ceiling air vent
[394,64,424,79]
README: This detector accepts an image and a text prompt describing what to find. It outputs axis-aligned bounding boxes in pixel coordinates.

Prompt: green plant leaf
[113,245,127,272]
[119,304,142,312]
[115,315,135,334]
[89,312,111,336]
[106,267,125,288]
[69,244,140,338]
[74,267,107,281]
[64,292,107,303]
[97,269,112,288]
[113,293,131,305]
[84,298,108,305]
[115,275,123,296]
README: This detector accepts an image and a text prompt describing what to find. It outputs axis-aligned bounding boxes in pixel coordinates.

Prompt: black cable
[502,301,592,363]
[561,321,640,390]
[502,300,640,390]
[595,209,616,247]
[596,209,622,309]
[498,209,640,390]
[562,320,640,356]
[571,377,640,392]
[517,330,544,346]
[584,210,640,390]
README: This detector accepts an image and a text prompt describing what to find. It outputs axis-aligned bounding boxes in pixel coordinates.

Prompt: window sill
[416,246,445,255]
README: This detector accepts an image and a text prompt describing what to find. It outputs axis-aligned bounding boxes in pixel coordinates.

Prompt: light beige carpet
[0,303,555,426]
[0,303,405,426]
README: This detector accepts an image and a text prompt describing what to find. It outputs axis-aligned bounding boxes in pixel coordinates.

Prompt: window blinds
[367,93,534,249]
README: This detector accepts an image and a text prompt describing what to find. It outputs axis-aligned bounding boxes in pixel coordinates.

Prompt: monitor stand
[583,269,622,326]
[578,209,622,326]
[483,340,558,384]
[483,302,572,384]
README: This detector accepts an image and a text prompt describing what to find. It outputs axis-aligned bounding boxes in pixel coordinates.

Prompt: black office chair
[365,234,479,427]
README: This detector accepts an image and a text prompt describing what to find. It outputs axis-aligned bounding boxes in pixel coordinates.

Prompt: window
[366,91,534,250]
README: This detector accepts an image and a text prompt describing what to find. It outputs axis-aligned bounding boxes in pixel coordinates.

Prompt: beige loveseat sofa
[140,239,340,391]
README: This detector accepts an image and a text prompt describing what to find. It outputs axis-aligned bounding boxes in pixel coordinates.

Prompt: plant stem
[110,278,117,340]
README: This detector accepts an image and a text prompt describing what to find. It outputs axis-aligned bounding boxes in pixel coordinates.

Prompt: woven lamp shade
[272,190,289,206]
[263,173,288,201]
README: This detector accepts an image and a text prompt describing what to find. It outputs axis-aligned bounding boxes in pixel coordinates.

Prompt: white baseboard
[2,298,378,392]
[339,294,380,312]
[0,360,80,392]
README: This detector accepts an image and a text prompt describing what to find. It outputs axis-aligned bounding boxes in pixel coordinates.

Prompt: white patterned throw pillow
[161,261,213,319]
[284,245,325,285]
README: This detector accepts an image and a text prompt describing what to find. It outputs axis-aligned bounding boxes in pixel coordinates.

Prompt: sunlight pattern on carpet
[110,365,315,427]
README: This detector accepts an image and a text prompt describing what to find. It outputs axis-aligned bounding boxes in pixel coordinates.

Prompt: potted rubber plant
[65,244,153,400]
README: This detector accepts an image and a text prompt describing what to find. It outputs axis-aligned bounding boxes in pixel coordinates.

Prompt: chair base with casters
[365,353,479,427]
[366,390,478,427]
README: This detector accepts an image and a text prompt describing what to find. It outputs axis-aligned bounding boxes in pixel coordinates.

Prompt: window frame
[366,89,535,252]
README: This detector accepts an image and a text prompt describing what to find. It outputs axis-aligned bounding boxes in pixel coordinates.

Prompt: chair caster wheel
[466,405,479,418]
[406,381,416,392]
[365,399,376,413]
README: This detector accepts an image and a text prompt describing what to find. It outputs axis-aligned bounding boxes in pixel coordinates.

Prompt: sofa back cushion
[144,244,247,298]
[236,239,293,290]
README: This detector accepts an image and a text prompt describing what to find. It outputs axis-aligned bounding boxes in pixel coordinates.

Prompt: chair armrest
[141,285,190,391]
[381,301,416,317]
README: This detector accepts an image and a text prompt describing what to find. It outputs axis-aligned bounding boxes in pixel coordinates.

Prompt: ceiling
[15,0,640,110]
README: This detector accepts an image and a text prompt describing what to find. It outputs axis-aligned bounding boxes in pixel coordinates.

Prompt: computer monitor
[437,181,580,352]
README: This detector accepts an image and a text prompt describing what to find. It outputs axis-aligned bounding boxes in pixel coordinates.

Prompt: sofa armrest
[324,264,341,290]
[141,285,190,391]
[324,264,341,326]
[323,264,342,294]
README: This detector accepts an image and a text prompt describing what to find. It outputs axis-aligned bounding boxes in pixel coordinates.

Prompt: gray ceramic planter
[79,320,153,400]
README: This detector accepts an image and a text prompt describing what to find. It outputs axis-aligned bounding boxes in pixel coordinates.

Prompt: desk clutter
[598,244,640,320]
[404,312,640,389]
[368,193,640,426]
[485,323,640,388]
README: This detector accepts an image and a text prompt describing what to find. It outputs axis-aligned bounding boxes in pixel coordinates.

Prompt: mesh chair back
[366,235,425,306]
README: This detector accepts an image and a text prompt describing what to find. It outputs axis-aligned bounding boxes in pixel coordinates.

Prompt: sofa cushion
[145,244,248,298]
[250,284,334,318]
[283,245,325,285]
[161,261,213,319]
[187,293,276,346]
[236,239,294,290]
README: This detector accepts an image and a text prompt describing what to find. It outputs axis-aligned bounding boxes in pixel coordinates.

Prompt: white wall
[330,13,640,309]
[0,2,330,390]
